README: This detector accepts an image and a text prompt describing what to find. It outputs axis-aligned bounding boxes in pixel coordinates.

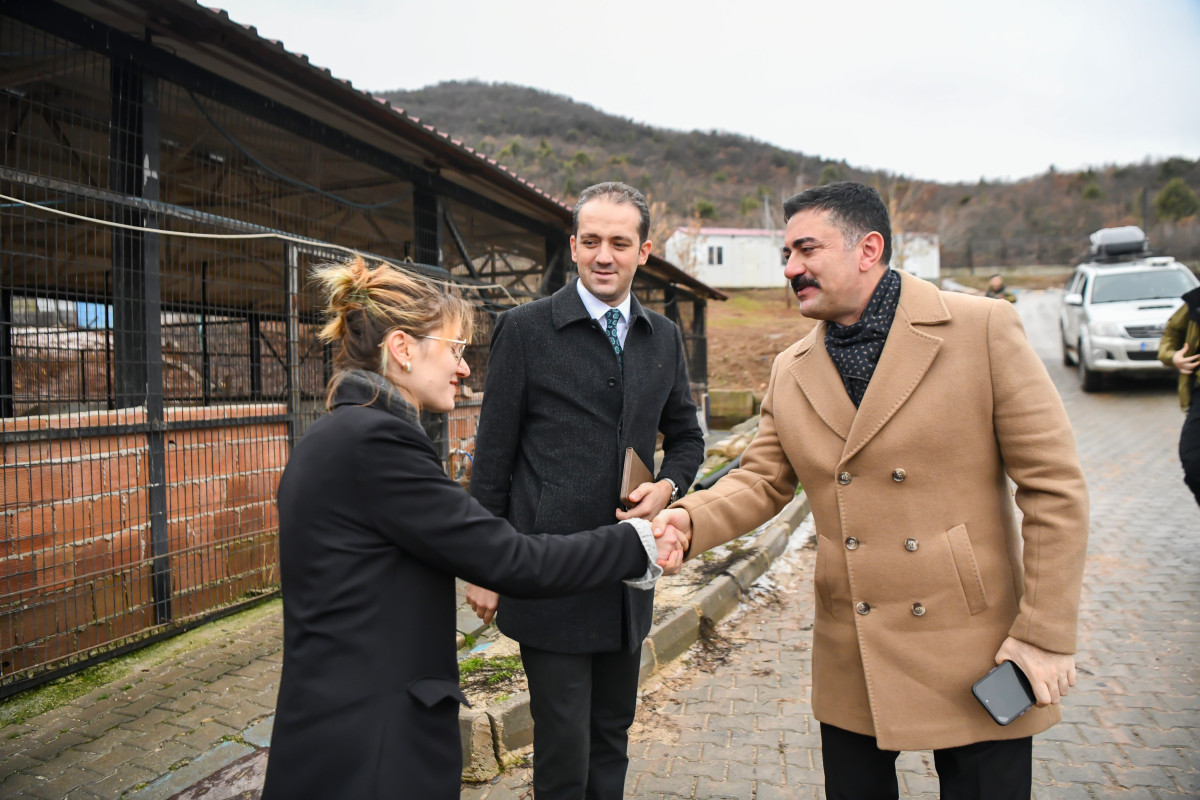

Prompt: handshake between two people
[615,479,692,576]
[465,486,694,626]
[649,506,692,575]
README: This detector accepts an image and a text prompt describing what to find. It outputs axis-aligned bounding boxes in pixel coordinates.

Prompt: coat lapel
[787,325,856,442]
[841,271,950,465]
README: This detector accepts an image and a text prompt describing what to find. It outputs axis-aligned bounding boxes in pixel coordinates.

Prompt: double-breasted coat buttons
[904,538,918,552]
[892,468,907,482]
[856,601,870,615]
[845,537,859,551]
[838,472,852,485]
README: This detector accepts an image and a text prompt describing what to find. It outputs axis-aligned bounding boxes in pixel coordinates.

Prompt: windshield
[1090,270,1196,304]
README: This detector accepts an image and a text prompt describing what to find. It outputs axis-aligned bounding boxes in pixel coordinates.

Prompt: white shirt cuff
[622,518,663,590]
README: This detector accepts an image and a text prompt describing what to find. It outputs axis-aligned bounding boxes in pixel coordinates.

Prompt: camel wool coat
[677,271,1089,751]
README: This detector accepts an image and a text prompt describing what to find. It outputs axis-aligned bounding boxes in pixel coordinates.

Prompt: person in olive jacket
[1159,285,1200,506]
[260,256,682,800]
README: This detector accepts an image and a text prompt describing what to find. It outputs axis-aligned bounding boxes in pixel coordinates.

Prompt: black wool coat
[261,376,653,800]
[469,280,705,653]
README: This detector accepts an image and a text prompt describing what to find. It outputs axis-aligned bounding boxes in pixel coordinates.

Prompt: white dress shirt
[576,281,632,348]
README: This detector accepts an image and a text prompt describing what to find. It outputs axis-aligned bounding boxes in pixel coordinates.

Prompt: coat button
[838,472,852,485]
[606,377,618,387]
[855,601,870,615]
[845,537,859,551]
[912,603,926,616]
[904,538,918,552]
[892,468,907,482]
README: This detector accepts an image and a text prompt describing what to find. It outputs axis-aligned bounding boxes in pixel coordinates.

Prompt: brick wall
[1,405,285,677]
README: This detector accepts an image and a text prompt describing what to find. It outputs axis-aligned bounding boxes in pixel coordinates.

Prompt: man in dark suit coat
[467,182,705,799]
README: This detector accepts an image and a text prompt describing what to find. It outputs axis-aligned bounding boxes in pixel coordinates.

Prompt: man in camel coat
[653,182,1089,799]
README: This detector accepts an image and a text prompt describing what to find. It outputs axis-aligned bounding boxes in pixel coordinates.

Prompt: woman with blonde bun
[262,256,680,800]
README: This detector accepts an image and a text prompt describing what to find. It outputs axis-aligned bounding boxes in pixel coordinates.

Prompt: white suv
[1060,237,1198,392]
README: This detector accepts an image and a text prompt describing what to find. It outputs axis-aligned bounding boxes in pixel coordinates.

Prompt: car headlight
[1085,320,1124,338]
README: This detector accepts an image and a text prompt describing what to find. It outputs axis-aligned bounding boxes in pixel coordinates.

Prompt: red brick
[110,529,146,569]
[0,553,38,596]
[5,505,55,546]
[37,543,76,590]
[121,489,149,528]
[64,457,103,499]
[89,493,126,537]
[79,433,145,456]
[71,539,114,582]
[237,503,272,536]
[54,499,93,539]
[1,464,32,509]
[106,606,151,639]
[2,642,53,676]
[101,454,141,492]
[226,472,277,507]
[167,479,225,520]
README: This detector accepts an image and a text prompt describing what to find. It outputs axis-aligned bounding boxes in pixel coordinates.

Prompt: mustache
[790,275,821,294]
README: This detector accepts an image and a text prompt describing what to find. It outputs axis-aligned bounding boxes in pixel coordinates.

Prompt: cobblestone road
[1,290,1196,799]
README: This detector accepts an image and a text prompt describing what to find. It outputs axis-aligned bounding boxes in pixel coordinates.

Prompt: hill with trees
[381,81,1200,268]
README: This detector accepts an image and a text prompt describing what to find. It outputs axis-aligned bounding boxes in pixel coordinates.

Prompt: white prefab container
[665,228,786,289]
[665,228,941,287]
[891,233,941,281]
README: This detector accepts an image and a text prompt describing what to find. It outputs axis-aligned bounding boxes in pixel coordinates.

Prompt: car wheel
[1061,326,1076,366]
[1078,343,1102,392]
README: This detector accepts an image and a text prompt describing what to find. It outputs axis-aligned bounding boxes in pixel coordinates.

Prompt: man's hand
[616,480,675,522]
[465,583,499,625]
[652,507,693,559]
[1172,342,1200,375]
[995,636,1077,707]
[653,525,684,574]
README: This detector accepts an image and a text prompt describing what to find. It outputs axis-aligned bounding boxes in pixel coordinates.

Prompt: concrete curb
[466,491,813,778]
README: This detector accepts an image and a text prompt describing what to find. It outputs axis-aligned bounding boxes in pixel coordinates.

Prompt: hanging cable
[0,191,516,303]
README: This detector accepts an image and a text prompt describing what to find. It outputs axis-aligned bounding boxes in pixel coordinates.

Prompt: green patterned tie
[604,308,623,367]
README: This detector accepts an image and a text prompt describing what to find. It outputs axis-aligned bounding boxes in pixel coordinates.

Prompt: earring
[402,362,412,373]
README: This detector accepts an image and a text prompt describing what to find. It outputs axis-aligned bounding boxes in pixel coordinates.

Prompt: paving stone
[1108,765,1178,790]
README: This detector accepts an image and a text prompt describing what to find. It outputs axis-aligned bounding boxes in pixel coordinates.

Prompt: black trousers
[1180,389,1200,507]
[820,723,1033,800]
[520,643,641,800]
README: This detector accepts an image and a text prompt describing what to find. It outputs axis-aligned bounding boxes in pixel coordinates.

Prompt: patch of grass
[460,632,477,650]
[459,655,524,687]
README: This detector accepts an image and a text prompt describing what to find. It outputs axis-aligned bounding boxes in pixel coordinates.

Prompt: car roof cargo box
[1089,226,1149,260]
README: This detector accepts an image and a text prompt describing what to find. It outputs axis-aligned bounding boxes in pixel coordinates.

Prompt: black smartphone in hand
[972,660,1036,725]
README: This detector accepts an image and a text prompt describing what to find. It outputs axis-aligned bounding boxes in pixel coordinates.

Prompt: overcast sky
[211,0,1200,184]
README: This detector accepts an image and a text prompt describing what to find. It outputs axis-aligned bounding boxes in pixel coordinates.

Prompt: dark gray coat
[470,280,705,652]
[262,376,653,800]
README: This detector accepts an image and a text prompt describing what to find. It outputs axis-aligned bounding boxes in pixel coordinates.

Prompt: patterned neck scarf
[825,269,901,407]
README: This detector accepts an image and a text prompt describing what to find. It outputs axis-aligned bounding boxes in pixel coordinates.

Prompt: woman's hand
[465,583,499,625]
[654,526,684,575]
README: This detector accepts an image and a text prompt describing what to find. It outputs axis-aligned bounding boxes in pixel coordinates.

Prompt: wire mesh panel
[1,5,709,693]
[2,15,347,690]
